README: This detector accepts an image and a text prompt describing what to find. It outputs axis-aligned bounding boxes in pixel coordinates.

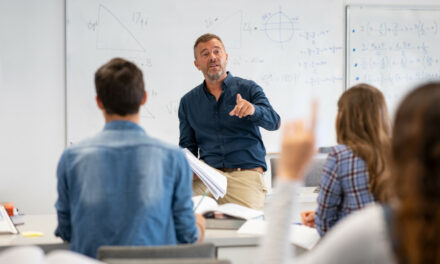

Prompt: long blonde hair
[336,84,391,199]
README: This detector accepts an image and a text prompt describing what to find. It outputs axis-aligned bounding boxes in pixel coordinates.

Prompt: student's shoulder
[141,135,183,154]
[328,144,356,159]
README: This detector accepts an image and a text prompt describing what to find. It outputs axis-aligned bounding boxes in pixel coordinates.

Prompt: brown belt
[219,167,263,174]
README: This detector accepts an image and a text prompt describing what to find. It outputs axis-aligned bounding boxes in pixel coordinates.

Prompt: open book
[0,246,102,264]
[192,195,263,220]
[183,148,227,199]
[0,205,18,234]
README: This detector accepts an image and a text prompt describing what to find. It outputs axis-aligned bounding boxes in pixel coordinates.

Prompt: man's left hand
[229,93,255,118]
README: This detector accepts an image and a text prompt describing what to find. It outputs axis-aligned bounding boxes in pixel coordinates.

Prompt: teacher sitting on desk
[178,33,280,210]
[55,58,205,258]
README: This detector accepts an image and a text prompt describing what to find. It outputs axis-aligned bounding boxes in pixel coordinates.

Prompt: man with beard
[178,33,280,210]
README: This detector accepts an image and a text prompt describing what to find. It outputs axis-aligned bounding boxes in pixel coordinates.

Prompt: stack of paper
[183,148,227,199]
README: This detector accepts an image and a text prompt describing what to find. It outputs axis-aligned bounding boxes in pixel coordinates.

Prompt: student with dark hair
[257,82,440,264]
[302,84,391,236]
[55,58,205,258]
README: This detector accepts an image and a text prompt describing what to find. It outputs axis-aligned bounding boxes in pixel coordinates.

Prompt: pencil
[193,189,209,212]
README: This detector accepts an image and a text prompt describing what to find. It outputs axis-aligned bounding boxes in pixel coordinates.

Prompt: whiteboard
[347,6,440,115]
[67,0,345,152]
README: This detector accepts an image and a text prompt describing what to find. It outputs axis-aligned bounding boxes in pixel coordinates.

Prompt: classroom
[1,0,439,263]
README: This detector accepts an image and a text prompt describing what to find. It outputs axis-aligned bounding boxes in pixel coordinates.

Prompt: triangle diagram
[96,4,146,52]
[211,10,242,49]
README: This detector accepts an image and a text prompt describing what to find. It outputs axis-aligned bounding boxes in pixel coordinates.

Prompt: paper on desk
[238,219,320,250]
[183,148,227,199]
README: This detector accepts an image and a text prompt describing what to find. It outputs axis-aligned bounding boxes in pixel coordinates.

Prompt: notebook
[0,205,18,234]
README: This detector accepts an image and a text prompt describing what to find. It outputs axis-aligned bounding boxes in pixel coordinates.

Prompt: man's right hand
[195,213,206,243]
[193,172,198,181]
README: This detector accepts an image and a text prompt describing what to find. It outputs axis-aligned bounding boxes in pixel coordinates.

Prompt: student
[55,58,205,258]
[257,82,440,264]
[302,84,391,236]
[178,33,280,210]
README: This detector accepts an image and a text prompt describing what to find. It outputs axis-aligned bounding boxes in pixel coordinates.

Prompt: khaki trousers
[193,169,267,210]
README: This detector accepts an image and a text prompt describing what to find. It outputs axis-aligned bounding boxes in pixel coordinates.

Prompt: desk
[0,187,318,264]
[0,215,62,247]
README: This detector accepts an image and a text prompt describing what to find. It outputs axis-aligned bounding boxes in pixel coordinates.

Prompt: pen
[193,189,209,212]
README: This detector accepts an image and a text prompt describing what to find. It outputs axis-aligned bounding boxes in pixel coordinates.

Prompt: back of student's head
[391,82,440,264]
[95,58,145,115]
[336,83,391,200]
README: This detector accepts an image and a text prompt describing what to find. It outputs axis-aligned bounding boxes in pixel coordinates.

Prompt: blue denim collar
[104,120,144,132]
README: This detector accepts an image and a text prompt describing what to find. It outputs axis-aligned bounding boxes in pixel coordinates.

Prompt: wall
[0,0,438,214]
[0,0,65,214]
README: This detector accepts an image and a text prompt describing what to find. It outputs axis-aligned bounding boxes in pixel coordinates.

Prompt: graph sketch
[263,7,298,44]
[96,4,146,52]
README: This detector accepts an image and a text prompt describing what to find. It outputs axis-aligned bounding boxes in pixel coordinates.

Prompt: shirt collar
[222,71,233,87]
[202,71,233,96]
[104,120,145,132]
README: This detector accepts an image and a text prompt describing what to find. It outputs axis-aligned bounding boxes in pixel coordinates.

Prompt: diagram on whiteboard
[140,105,155,119]
[262,7,299,43]
[96,4,146,52]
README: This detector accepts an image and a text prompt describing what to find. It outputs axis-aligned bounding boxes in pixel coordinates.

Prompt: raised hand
[278,102,317,181]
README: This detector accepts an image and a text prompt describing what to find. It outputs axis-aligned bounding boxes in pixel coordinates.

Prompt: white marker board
[347,6,440,115]
[67,0,346,151]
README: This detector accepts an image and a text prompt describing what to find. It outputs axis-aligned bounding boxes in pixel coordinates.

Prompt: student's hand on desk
[278,102,317,181]
[229,93,255,118]
[195,213,206,243]
[301,211,316,228]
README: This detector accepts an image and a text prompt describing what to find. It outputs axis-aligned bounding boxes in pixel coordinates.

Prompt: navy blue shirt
[178,72,280,171]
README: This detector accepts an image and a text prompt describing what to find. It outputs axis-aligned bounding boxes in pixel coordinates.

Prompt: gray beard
[207,70,223,81]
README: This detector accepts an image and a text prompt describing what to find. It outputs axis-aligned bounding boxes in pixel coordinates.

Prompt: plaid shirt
[315,144,374,236]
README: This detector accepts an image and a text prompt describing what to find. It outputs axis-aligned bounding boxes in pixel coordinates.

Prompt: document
[183,148,227,199]
[0,205,18,234]
[192,196,263,220]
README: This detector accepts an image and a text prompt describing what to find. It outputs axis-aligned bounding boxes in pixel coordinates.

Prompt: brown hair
[336,84,391,200]
[391,83,440,263]
[95,58,145,116]
[193,33,225,58]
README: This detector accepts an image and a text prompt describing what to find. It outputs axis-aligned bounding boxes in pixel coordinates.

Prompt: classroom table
[0,187,318,264]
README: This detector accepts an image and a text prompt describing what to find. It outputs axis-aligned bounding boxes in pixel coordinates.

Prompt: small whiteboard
[346,6,440,115]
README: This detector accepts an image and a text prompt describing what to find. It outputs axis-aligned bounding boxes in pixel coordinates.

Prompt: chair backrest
[97,243,216,261]
[104,258,231,264]
[270,153,327,187]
